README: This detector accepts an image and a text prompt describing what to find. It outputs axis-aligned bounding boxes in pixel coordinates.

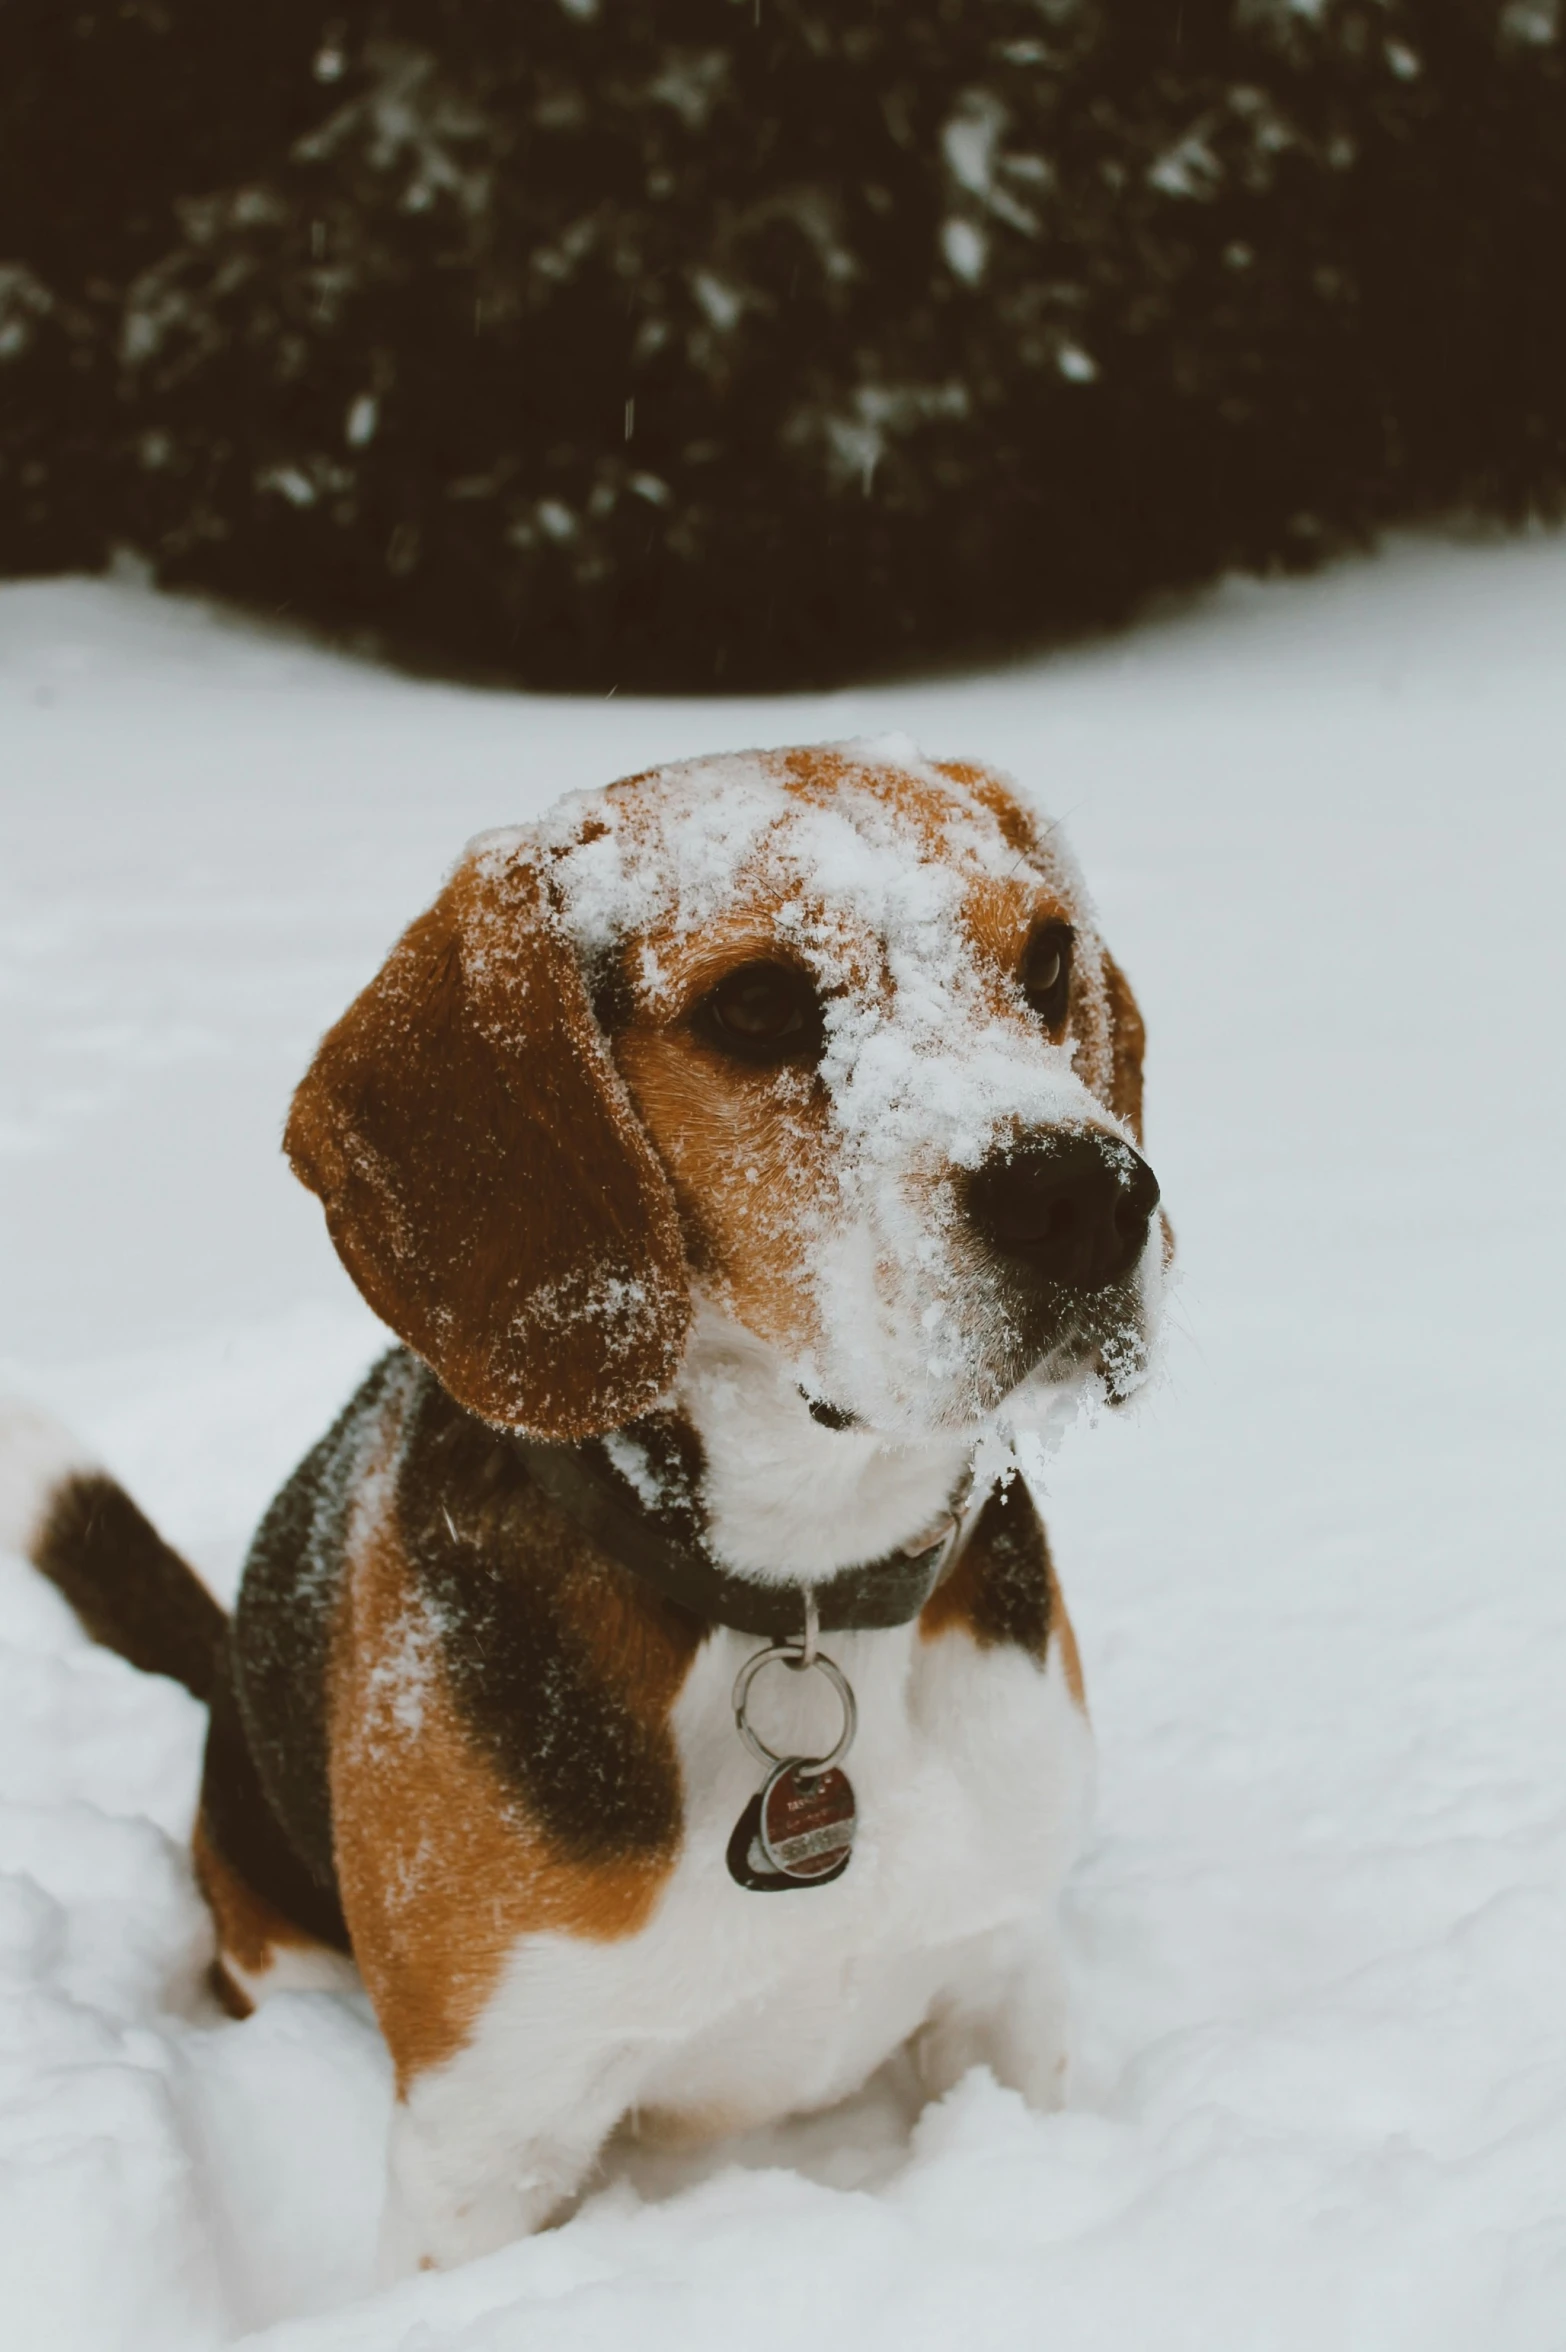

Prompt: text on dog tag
[726,1762,856,1891]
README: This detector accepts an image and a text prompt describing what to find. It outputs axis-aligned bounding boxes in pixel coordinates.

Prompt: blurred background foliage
[3,0,1564,688]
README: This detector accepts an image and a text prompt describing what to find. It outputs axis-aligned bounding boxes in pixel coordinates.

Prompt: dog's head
[287,742,1163,1441]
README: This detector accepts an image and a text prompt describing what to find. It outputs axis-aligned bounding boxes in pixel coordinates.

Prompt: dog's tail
[0,1397,226,1703]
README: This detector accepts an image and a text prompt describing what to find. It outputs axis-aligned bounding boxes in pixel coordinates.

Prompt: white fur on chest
[384,1599,1093,2271]
[382,1319,1094,2271]
[632,1615,1092,2124]
[673,1307,973,1580]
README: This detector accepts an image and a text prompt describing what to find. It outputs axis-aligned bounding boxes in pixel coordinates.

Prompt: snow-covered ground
[1,536,1563,2350]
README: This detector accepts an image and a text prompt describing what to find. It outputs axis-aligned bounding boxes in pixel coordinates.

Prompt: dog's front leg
[985,1923,1073,2109]
[376,1983,647,2276]
[325,1463,691,2277]
[913,1922,1072,2113]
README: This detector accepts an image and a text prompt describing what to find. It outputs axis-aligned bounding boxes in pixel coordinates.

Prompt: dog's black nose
[966,1133,1160,1291]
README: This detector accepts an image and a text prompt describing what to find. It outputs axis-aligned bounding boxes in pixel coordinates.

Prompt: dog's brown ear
[1099,948,1146,1145]
[285,838,689,1439]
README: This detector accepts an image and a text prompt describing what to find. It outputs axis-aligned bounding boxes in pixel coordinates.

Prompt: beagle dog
[10,740,1164,2275]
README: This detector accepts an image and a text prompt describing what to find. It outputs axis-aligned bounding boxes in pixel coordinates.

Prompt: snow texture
[2,533,1564,2347]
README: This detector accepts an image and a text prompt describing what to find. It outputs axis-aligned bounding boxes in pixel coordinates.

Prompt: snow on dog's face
[546,740,1161,1435]
[285,739,1161,1443]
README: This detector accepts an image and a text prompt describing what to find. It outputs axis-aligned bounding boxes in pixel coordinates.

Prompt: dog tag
[726,1762,856,1892]
[727,1610,858,1892]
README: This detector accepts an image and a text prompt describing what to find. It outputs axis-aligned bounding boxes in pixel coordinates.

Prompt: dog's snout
[966,1134,1160,1291]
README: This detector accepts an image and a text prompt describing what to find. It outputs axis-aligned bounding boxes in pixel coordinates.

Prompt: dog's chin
[894,1283,1155,1441]
[816,1333,1125,1448]
[792,1247,1161,1444]
[1013,1294,1152,1401]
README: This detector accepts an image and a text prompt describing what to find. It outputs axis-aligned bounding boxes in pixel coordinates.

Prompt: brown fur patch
[1100,948,1147,1144]
[921,1480,1084,1713]
[931,758,1041,858]
[32,1471,226,1702]
[958,876,1076,1030]
[192,1811,330,1996]
[209,1959,255,2020]
[614,1020,831,1356]
[284,843,689,1441]
[778,745,996,851]
[1046,1555,1087,1712]
[327,1487,683,2090]
[393,1368,704,1864]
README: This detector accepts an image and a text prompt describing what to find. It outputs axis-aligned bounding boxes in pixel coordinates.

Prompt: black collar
[513,1417,978,1639]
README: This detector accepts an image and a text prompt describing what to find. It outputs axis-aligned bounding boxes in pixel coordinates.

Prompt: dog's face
[286,742,1162,1441]
[560,743,1159,1431]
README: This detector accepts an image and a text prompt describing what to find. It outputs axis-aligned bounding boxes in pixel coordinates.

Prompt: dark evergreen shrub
[3,1,1565,689]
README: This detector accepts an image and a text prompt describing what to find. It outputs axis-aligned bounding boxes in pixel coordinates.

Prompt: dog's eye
[695,962,824,1065]
[1021,923,1073,1025]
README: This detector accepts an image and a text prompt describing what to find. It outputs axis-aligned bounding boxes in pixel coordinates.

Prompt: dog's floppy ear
[1099,948,1146,1145]
[284,836,690,1439]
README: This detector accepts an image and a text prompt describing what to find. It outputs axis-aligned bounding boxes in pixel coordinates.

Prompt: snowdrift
[1,535,1563,2348]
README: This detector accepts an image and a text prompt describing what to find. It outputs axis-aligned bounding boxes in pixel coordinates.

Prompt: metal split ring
[732,1642,858,1779]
